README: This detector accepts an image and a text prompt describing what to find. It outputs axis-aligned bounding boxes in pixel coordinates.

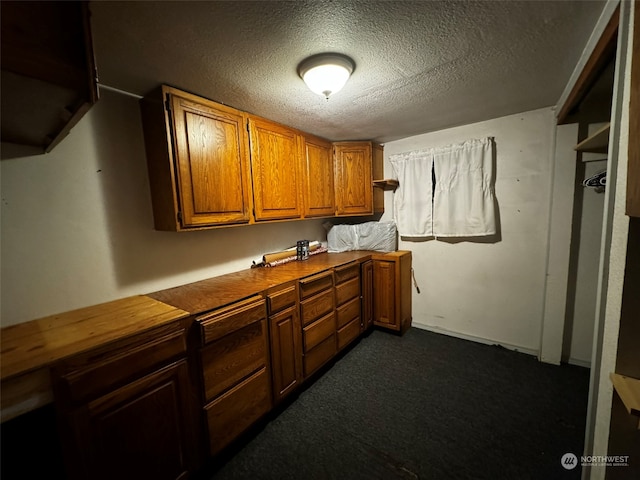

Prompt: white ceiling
[89,1,607,143]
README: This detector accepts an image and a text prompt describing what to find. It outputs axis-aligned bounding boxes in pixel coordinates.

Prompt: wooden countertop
[0,250,385,421]
[1,295,189,382]
[148,251,378,315]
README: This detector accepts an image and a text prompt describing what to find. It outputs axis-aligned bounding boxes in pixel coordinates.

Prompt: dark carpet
[201,327,590,480]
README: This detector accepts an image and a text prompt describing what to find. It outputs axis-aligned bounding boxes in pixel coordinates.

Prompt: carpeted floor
[199,327,590,480]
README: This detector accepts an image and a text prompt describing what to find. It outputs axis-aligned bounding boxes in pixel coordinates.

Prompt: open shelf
[610,372,640,428]
[575,123,610,153]
[373,179,399,191]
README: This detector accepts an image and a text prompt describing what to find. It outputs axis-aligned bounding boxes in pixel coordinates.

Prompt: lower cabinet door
[65,360,194,480]
[204,367,271,455]
[269,305,302,404]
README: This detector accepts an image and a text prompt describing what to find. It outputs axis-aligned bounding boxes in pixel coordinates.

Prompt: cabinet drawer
[200,319,267,402]
[204,367,271,455]
[336,296,360,329]
[54,325,187,403]
[334,262,359,284]
[303,334,336,377]
[303,312,335,351]
[198,296,266,345]
[267,286,296,314]
[335,276,360,306]
[299,271,333,299]
[337,317,361,350]
[300,288,335,326]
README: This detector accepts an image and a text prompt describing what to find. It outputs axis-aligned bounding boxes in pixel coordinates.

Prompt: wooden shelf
[575,123,610,153]
[373,179,399,191]
[610,372,640,427]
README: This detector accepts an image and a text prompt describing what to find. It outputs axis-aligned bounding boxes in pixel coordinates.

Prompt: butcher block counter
[0,295,189,421]
[147,250,376,314]
[0,251,378,422]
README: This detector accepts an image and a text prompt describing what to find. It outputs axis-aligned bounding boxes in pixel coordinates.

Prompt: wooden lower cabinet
[52,322,197,480]
[267,284,303,404]
[204,367,271,455]
[373,251,412,334]
[299,271,336,377]
[334,262,361,351]
[196,295,272,455]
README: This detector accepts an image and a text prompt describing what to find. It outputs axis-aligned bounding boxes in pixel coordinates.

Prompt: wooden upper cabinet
[1,1,99,154]
[334,142,374,216]
[248,116,302,221]
[301,134,335,218]
[140,86,252,230]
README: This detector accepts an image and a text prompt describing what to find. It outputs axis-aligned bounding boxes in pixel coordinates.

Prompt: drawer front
[336,296,360,329]
[267,286,296,314]
[299,271,333,299]
[204,367,271,455]
[56,326,187,403]
[335,276,360,306]
[198,296,266,345]
[300,288,335,326]
[334,262,359,284]
[337,317,361,350]
[201,319,267,402]
[303,334,336,377]
[303,312,335,351]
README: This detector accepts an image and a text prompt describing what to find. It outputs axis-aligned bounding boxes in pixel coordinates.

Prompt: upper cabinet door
[301,134,335,218]
[248,117,302,221]
[170,93,252,228]
[334,142,373,216]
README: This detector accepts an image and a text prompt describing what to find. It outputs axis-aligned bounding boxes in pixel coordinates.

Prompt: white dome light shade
[298,54,355,99]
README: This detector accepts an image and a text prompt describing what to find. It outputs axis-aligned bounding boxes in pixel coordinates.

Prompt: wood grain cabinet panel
[204,367,271,456]
[71,361,192,480]
[140,86,252,230]
[300,289,335,327]
[267,283,302,405]
[373,251,412,334]
[334,262,361,351]
[248,116,302,221]
[198,296,271,456]
[334,141,373,216]
[301,134,336,217]
[269,305,302,404]
[52,322,197,480]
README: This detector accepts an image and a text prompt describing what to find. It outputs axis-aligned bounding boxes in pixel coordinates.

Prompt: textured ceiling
[89,1,607,143]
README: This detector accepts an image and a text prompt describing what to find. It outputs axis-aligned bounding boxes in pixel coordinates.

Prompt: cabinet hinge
[164,94,172,113]
[177,211,182,224]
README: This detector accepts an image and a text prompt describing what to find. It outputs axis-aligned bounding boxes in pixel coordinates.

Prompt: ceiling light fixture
[298,53,355,100]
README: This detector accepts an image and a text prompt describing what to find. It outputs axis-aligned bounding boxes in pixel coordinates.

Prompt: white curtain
[389,150,433,237]
[390,137,496,238]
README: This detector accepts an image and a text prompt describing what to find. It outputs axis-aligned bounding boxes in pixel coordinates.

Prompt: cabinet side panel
[140,88,180,231]
[399,252,413,333]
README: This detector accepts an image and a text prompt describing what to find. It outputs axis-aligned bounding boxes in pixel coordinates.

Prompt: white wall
[0,90,327,326]
[381,107,556,354]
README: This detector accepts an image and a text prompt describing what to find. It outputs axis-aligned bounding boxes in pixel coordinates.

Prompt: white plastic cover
[327,221,397,252]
